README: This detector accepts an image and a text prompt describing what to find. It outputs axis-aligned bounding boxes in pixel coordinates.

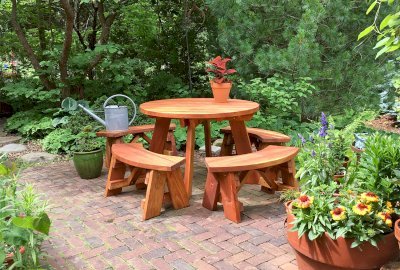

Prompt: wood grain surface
[112,143,185,171]
[221,126,290,143]
[205,145,299,173]
[140,98,259,119]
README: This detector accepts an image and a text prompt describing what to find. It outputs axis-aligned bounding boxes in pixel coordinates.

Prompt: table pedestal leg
[203,120,212,157]
[184,120,197,197]
[149,118,171,153]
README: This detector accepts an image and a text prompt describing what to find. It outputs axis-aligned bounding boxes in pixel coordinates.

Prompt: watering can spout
[78,104,106,126]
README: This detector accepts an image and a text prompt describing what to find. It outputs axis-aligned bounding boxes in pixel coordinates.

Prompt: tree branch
[10,0,55,90]
[59,0,75,98]
[85,1,117,77]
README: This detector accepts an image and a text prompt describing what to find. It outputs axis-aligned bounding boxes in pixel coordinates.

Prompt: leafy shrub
[5,111,55,139]
[0,157,51,269]
[42,129,76,154]
[71,126,104,152]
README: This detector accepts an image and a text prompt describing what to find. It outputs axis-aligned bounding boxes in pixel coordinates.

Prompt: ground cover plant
[0,154,51,269]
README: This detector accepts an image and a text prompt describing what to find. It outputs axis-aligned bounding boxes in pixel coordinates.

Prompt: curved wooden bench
[106,143,188,220]
[220,126,290,156]
[202,145,299,223]
[97,123,177,168]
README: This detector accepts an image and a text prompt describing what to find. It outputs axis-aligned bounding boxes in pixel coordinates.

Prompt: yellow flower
[330,206,346,221]
[386,201,395,214]
[378,212,393,227]
[294,194,314,209]
[360,192,379,203]
[352,202,372,216]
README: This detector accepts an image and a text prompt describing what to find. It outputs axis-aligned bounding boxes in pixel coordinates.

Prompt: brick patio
[20,158,297,270]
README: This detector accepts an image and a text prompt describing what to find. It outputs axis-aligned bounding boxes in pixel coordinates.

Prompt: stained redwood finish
[106,143,189,220]
[140,98,259,120]
[205,145,299,173]
[220,126,290,143]
[141,98,260,197]
[203,145,299,223]
[96,123,176,138]
[96,123,177,168]
[112,143,185,171]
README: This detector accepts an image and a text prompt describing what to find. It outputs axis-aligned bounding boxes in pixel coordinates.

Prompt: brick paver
[21,159,296,269]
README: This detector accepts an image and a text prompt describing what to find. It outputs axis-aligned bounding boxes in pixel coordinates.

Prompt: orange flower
[378,212,393,227]
[352,202,372,216]
[330,206,346,221]
[360,192,379,203]
[294,194,314,209]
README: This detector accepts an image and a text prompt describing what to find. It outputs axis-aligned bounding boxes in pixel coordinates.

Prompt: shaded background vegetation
[0,0,398,152]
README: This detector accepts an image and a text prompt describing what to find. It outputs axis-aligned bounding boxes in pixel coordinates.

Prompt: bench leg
[166,169,189,209]
[220,133,234,156]
[280,159,298,189]
[142,170,166,221]
[202,172,220,211]
[105,157,126,197]
[219,172,241,223]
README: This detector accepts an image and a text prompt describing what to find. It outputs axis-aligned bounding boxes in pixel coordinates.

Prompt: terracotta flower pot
[286,203,398,270]
[210,80,232,103]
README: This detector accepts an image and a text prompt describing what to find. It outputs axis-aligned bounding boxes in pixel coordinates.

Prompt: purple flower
[309,136,314,143]
[298,133,306,144]
[318,112,328,137]
[320,112,327,127]
[311,150,316,157]
[318,126,327,137]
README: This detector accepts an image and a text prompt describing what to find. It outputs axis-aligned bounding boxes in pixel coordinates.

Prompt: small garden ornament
[206,56,237,103]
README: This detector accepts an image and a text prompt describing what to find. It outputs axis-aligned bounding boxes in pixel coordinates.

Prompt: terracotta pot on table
[210,80,232,103]
[286,202,398,270]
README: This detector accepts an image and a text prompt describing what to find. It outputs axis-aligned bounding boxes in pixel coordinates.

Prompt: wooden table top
[140,98,259,119]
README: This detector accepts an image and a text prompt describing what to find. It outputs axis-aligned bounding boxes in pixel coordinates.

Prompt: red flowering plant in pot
[285,183,399,270]
[206,56,237,103]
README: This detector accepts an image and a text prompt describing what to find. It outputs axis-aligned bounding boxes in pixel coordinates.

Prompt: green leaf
[32,213,51,235]
[366,1,377,15]
[0,250,5,264]
[373,37,390,49]
[61,97,78,111]
[12,216,35,230]
[380,15,393,30]
[358,25,374,40]
[375,46,389,58]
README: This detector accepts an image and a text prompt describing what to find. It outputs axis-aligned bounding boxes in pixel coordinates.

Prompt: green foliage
[238,75,315,134]
[359,0,400,58]
[0,158,51,269]
[5,111,54,139]
[42,129,76,154]
[72,126,104,153]
[352,133,400,202]
[290,185,394,248]
[207,0,387,114]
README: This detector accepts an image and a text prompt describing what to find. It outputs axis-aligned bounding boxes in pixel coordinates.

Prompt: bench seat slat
[112,143,184,171]
[97,123,176,138]
[205,145,299,173]
[220,126,290,143]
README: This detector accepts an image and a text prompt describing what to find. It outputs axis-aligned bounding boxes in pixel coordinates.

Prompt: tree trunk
[10,0,55,91]
[59,0,75,98]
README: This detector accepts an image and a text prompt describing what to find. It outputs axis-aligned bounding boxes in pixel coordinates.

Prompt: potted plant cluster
[72,125,104,179]
[287,114,400,270]
[0,154,51,268]
[206,56,237,103]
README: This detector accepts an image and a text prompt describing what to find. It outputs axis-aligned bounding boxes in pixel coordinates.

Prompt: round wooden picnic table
[140,98,259,197]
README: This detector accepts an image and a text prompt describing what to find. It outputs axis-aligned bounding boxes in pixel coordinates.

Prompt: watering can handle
[103,94,137,125]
